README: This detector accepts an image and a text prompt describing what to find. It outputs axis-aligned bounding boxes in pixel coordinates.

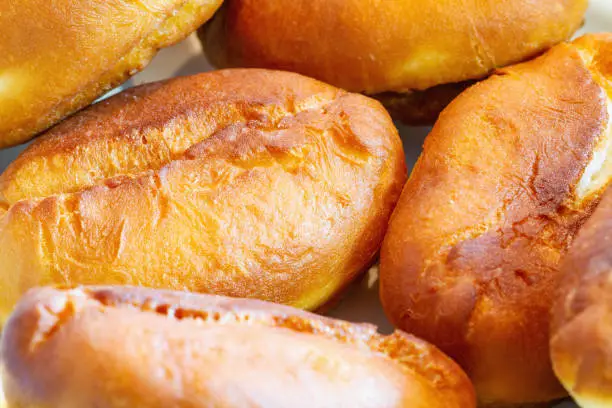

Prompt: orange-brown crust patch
[0,0,223,148]
[551,186,612,405]
[200,0,586,95]
[1,286,476,407]
[380,34,612,405]
[0,69,406,320]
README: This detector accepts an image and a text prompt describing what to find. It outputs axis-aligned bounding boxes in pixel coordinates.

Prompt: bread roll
[551,186,612,408]
[380,33,612,406]
[0,0,223,148]
[0,69,406,322]
[200,0,587,124]
[1,286,477,408]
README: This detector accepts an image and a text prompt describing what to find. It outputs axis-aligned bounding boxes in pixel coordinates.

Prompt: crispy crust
[200,0,587,123]
[0,69,407,321]
[380,34,612,406]
[551,186,612,408]
[0,0,223,148]
[1,286,476,407]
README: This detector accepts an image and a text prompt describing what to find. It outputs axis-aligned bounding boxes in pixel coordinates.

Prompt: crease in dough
[576,99,612,201]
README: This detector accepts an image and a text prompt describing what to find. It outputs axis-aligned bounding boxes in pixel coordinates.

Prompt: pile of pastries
[0,0,610,407]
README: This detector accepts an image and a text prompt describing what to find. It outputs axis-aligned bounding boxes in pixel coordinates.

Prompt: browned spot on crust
[381,34,612,405]
[0,69,407,316]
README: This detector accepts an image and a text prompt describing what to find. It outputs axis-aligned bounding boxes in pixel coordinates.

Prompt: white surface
[0,3,609,407]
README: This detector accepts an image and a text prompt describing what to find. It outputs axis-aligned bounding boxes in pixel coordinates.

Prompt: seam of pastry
[574,96,612,203]
[83,287,378,342]
[29,299,77,352]
[42,288,446,383]
[575,102,612,201]
[0,128,310,214]
[0,95,349,212]
[0,93,340,200]
[570,38,612,206]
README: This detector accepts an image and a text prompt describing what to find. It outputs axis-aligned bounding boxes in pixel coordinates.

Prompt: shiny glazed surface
[1,286,476,407]
[551,186,612,408]
[202,0,587,124]
[380,34,612,406]
[0,69,406,321]
[0,0,223,147]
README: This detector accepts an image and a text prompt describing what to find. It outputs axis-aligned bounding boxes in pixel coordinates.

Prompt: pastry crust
[551,186,612,408]
[380,34,612,406]
[0,0,223,148]
[1,286,476,408]
[200,0,587,123]
[0,69,406,321]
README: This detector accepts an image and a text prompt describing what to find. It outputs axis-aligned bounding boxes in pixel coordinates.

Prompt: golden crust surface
[0,0,223,148]
[0,69,406,321]
[380,34,612,406]
[551,186,612,408]
[1,286,476,408]
[201,0,586,96]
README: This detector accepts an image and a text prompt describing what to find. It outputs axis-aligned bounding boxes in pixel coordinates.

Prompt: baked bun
[200,0,587,124]
[1,285,477,408]
[0,0,223,148]
[380,33,612,406]
[0,69,406,322]
[551,186,612,408]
